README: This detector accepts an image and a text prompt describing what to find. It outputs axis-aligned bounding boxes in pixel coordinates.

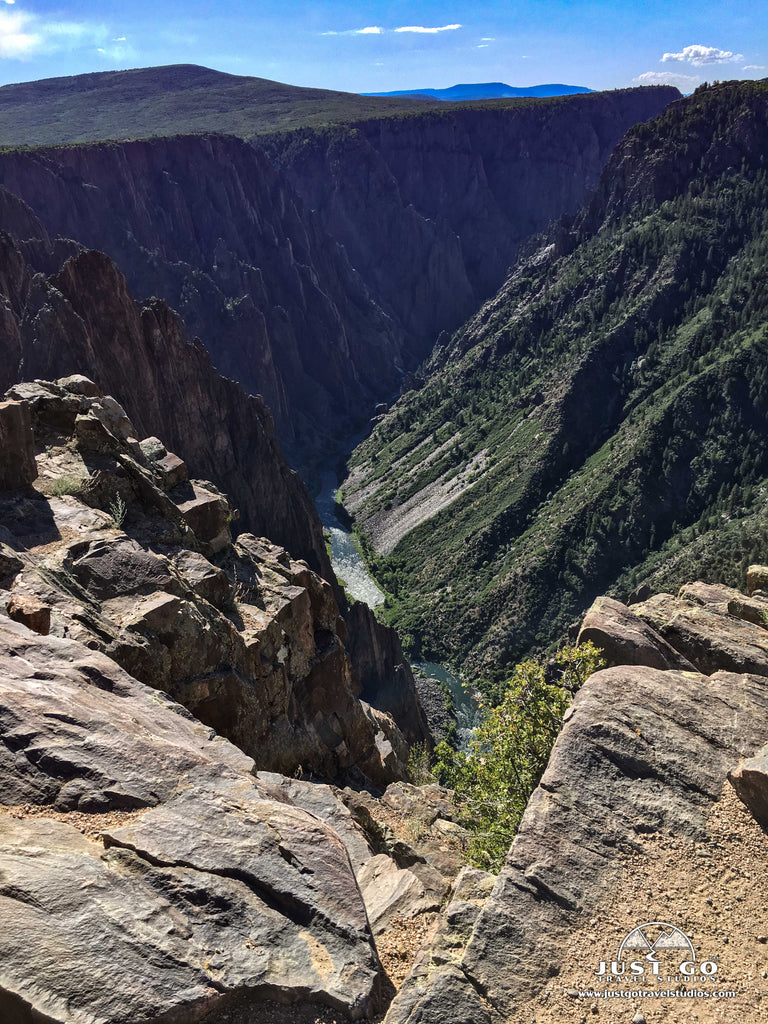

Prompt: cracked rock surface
[0,614,382,1024]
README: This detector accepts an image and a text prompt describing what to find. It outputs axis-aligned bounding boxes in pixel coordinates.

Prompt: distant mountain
[363,82,594,101]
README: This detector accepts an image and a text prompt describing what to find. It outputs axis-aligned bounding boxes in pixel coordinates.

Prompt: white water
[315,471,385,609]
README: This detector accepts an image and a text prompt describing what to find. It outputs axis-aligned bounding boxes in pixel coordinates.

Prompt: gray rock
[633,591,768,675]
[577,595,696,670]
[357,854,444,935]
[0,400,36,488]
[391,665,768,1021]
[0,615,382,1022]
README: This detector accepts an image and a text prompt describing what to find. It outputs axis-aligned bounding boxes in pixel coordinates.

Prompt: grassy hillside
[0,63,438,146]
[0,64,670,148]
[344,79,768,697]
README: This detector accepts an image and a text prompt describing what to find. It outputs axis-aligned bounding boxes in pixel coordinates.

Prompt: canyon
[1,62,767,1024]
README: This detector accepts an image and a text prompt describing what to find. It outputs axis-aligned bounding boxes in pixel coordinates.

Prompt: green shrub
[437,641,605,871]
[49,474,88,496]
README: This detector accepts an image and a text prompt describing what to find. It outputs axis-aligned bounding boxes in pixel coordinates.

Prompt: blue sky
[0,1,764,93]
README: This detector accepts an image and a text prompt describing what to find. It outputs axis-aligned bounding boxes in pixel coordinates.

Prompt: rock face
[266,88,677,358]
[0,614,383,1023]
[0,187,431,748]
[0,375,409,787]
[389,576,768,1021]
[0,90,676,452]
[0,206,331,580]
[0,136,402,450]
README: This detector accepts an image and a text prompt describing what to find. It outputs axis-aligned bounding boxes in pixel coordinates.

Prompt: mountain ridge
[363,82,593,101]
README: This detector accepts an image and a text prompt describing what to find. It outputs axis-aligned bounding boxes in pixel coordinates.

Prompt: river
[315,471,479,747]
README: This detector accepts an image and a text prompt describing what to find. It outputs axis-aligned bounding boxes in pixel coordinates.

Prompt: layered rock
[0,208,331,579]
[0,377,408,787]
[0,614,384,1024]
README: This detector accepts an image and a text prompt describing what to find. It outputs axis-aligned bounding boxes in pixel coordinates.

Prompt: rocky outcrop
[0,186,431,778]
[632,586,768,676]
[0,376,408,787]
[0,210,332,579]
[0,614,385,1023]
[389,574,768,1021]
[577,594,696,670]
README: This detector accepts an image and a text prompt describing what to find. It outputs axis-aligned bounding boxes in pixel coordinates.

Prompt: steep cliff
[0,135,403,452]
[0,188,331,579]
[264,87,679,355]
[0,376,409,786]
[0,87,676,456]
[344,79,768,689]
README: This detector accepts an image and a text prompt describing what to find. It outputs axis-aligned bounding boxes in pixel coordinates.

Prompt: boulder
[0,400,36,488]
[388,664,768,1022]
[633,591,768,675]
[57,373,101,398]
[0,615,382,1023]
[5,593,50,635]
[577,595,695,670]
[747,564,768,596]
[729,742,768,830]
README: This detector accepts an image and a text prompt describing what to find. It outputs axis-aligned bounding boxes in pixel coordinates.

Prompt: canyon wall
[0,87,677,455]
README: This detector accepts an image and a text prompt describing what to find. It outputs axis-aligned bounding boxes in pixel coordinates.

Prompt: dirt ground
[508,783,768,1023]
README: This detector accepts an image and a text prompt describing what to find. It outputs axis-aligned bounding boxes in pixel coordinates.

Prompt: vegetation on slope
[0,63,673,149]
[435,642,605,870]
[346,78,768,695]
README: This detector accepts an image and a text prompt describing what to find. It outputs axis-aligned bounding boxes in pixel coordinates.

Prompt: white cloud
[476,44,488,49]
[743,64,766,71]
[662,44,744,66]
[394,24,462,34]
[322,26,383,36]
[481,37,495,41]
[634,70,700,89]
[0,9,112,58]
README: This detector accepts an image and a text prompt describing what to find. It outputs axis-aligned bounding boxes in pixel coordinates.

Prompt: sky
[0,0,764,94]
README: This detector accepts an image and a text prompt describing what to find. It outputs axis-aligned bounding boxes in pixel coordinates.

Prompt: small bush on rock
[436,641,605,871]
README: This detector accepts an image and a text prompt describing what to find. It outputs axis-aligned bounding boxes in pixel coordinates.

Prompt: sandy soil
[508,783,768,1023]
